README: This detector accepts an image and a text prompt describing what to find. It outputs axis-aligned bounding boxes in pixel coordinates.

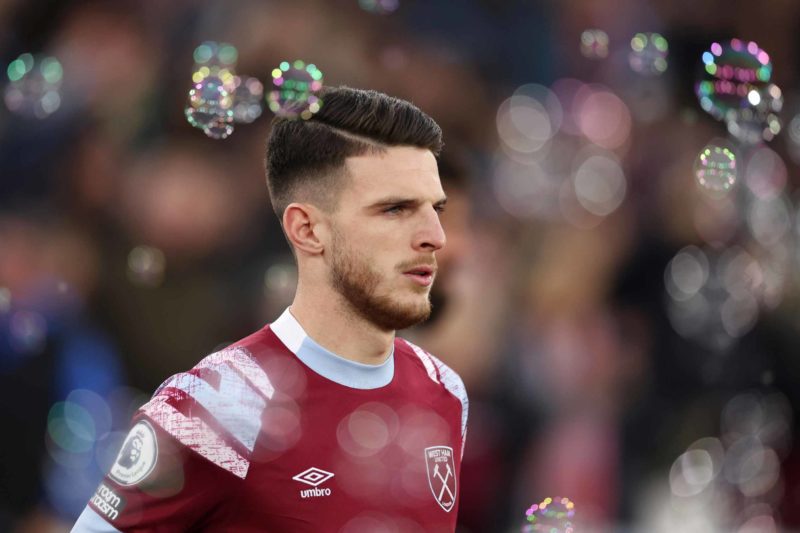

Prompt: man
[72,86,468,532]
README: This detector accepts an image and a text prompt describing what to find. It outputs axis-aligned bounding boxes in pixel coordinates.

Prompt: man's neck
[288,284,395,366]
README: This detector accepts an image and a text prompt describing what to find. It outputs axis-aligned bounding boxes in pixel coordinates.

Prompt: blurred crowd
[3,0,800,531]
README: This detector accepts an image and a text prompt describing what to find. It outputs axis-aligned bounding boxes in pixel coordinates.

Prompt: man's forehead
[343,146,442,195]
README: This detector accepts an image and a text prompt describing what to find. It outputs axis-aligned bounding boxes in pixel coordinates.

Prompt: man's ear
[283,202,326,255]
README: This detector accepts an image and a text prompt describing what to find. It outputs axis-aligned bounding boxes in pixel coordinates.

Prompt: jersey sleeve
[71,415,236,532]
[73,346,275,532]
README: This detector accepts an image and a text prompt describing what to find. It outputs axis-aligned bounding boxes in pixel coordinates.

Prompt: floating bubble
[694,141,737,192]
[264,263,298,294]
[337,403,398,458]
[580,29,609,59]
[127,245,166,287]
[358,0,400,15]
[185,73,236,139]
[0,287,10,313]
[747,195,791,247]
[696,39,772,123]
[267,60,323,119]
[523,496,575,532]
[4,53,63,118]
[727,83,783,144]
[232,76,264,123]
[192,41,238,70]
[572,150,626,216]
[629,32,668,75]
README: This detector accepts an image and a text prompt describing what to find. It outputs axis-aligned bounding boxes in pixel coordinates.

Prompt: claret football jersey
[72,309,468,532]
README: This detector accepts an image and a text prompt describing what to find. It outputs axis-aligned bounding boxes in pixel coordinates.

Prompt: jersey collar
[270,308,395,390]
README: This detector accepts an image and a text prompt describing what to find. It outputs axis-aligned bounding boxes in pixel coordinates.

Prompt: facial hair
[329,228,432,331]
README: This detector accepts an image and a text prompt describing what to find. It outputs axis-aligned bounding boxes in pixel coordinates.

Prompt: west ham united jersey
[72,309,468,532]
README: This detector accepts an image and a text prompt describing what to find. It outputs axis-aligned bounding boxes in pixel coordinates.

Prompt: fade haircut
[265,86,444,219]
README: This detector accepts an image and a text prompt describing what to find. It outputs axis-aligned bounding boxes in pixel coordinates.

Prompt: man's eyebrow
[367,196,448,208]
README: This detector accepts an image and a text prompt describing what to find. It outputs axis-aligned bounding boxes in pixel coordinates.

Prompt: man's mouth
[403,265,435,287]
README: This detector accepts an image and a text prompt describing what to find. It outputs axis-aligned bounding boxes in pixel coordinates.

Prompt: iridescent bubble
[127,245,166,287]
[491,157,559,220]
[696,39,772,123]
[358,0,400,15]
[727,83,783,144]
[0,287,10,313]
[192,41,238,70]
[629,32,668,76]
[572,150,626,216]
[267,60,324,119]
[694,141,737,192]
[523,496,576,532]
[185,72,236,139]
[580,29,609,59]
[4,53,63,119]
[264,263,298,295]
[231,76,264,123]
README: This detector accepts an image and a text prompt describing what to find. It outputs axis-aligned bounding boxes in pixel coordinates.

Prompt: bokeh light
[0,287,11,313]
[232,76,264,123]
[571,149,627,216]
[628,32,668,76]
[580,29,609,59]
[267,60,323,119]
[127,245,166,287]
[4,53,63,118]
[358,0,400,15]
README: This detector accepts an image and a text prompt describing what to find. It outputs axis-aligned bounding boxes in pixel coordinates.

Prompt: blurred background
[2,0,800,531]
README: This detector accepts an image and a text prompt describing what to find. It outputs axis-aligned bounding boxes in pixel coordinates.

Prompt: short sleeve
[72,416,236,532]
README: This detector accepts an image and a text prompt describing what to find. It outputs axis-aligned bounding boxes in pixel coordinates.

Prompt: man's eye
[434,205,446,214]
[384,206,404,214]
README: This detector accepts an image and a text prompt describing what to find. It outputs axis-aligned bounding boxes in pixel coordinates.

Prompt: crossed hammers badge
[424,446,457,512]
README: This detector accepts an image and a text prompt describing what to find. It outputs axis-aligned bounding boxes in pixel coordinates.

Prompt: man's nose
[414,206,446,252]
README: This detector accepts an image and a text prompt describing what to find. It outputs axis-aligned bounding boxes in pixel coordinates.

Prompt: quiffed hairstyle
[265,86,444,218]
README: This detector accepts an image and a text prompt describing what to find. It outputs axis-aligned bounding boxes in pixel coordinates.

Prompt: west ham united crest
[424,446,457,512]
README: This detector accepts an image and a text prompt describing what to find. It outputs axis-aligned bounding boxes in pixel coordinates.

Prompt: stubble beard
[330,230,432,332]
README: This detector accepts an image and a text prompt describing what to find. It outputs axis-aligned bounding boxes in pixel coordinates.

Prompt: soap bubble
[695,39,772,123]
[580,29,609,59]
[231,76,264,123]
[523,496,576,532]
[4,53,63,118]
[267,60,324,119]
[192,41,238,71]
[629,32,668,75]
[727,83,782,144]
[185,73,236,139]
[694,141,737,193]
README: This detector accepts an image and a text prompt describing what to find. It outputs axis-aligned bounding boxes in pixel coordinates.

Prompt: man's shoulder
[394,337,468,404]
[137,327,292,479]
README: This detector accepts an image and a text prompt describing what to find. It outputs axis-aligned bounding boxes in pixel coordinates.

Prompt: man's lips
[403,265,436,286]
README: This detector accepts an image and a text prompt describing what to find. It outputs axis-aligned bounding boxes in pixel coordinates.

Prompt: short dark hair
[265,86,444,218]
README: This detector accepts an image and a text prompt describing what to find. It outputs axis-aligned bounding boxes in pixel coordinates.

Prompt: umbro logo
[293,467,334,498]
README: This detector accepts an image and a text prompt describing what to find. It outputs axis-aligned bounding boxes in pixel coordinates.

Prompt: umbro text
[300,487,332,498]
